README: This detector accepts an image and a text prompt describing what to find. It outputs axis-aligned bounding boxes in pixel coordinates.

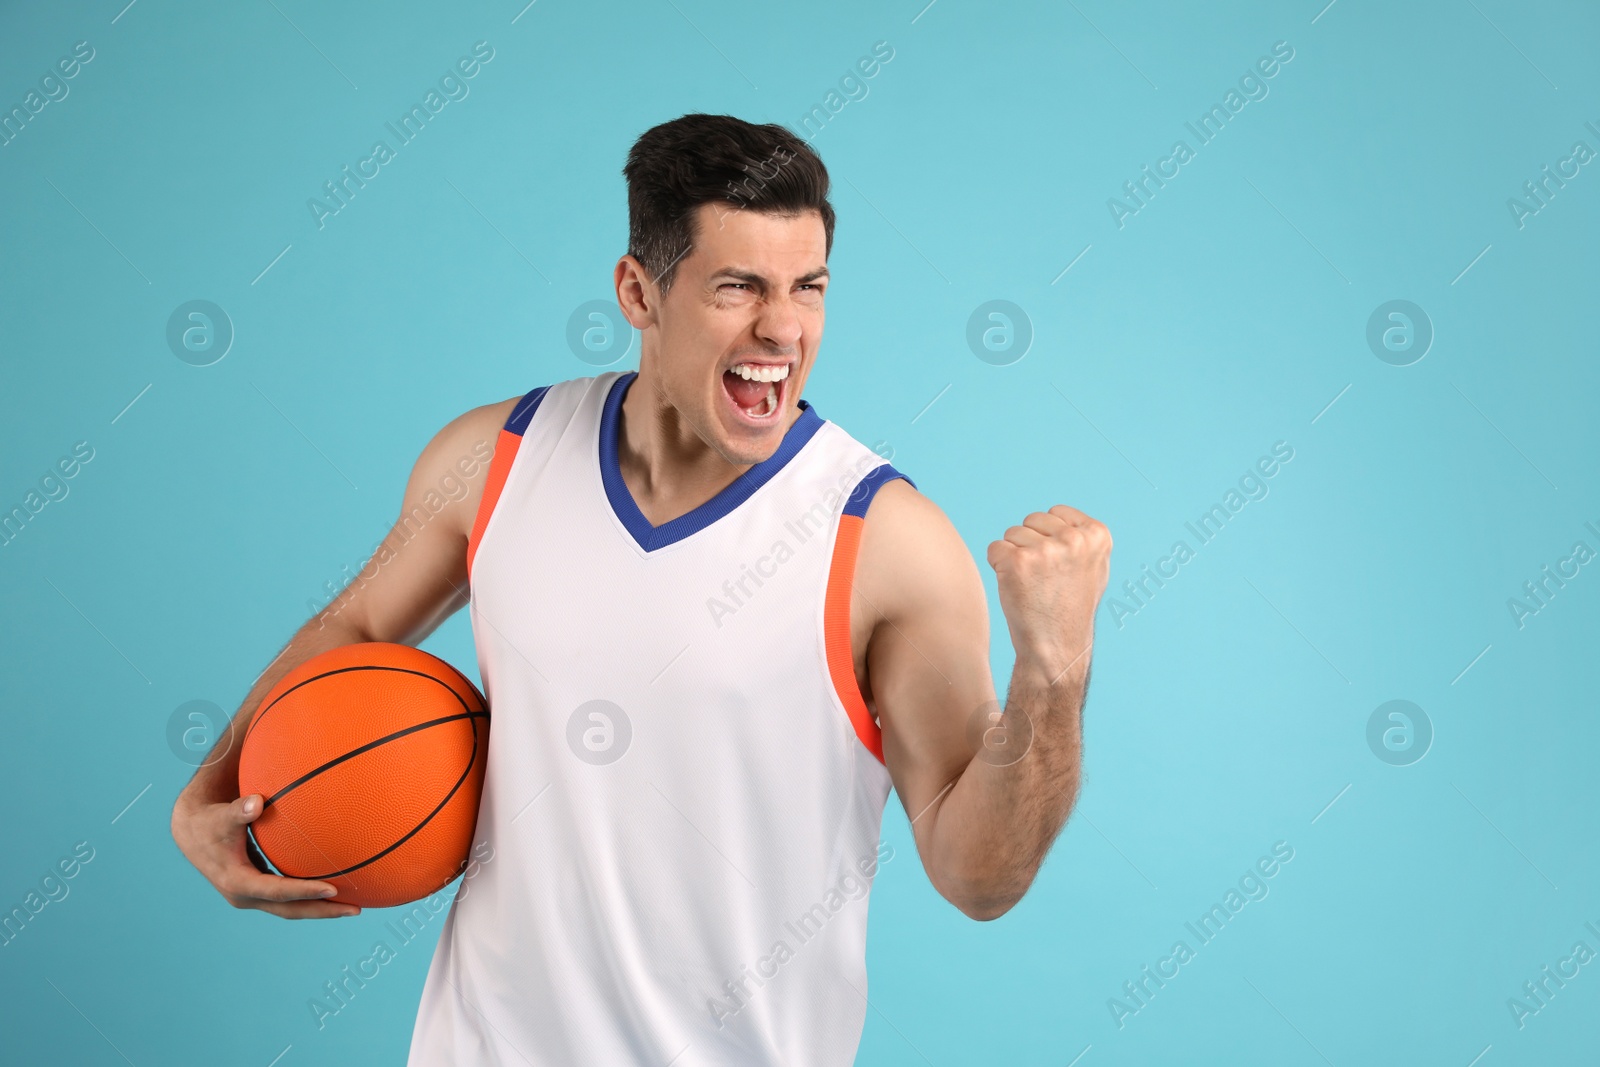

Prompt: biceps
[870,576,994,828]
[342,508,472,643]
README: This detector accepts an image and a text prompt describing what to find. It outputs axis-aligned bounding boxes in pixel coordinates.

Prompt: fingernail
[241,797,258,816]
[320,888,338,898]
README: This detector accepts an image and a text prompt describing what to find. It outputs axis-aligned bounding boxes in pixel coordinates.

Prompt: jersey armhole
[466,386,549,579]
[823,463,915,766]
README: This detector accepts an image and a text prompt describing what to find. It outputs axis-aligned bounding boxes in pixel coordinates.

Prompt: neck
[616,371,797,527]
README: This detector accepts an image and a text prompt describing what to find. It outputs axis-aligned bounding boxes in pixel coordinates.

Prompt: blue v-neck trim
[599,371,824,552]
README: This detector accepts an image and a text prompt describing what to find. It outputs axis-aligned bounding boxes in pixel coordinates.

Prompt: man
[172,113,1111,1064]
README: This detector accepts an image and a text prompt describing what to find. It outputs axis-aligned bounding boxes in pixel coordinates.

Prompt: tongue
[724,371,770,412]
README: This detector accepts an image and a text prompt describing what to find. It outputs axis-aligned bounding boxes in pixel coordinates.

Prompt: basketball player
[173,114,1111,1064]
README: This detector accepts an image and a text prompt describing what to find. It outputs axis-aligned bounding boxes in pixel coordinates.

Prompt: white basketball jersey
[407,371,910,1066]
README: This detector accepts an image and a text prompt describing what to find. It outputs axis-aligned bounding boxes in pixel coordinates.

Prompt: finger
[230,794,265,826]
[253,899,363,920]
[1021,511,1067,536]
[1048,504,1093,525]
[1065,517,1112,553]
[1003,525,1046,548]
[223,867,341,903]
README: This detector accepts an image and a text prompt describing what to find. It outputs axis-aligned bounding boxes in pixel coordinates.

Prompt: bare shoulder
[853,477,986,628]
[424,395,520,462]
[404,396,522,536]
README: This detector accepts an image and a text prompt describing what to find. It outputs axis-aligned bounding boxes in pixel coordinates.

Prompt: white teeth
[731,363,790,383]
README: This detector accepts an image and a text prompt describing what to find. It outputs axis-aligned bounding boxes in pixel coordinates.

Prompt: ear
[614,255,658,330]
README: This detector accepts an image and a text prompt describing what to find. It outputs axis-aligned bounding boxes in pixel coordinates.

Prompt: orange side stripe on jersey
[823,514,886,764]
[466,428,522,578]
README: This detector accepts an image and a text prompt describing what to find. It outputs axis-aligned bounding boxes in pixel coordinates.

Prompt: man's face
[623,202,828,467]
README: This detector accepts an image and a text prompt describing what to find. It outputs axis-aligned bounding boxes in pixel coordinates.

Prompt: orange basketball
[238,642,489,908]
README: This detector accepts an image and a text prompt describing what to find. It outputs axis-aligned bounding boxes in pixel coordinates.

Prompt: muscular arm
[853,482,1111,920]
[170,396,517,918]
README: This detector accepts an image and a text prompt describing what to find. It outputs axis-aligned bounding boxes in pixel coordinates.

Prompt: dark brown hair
[623,114,835,294]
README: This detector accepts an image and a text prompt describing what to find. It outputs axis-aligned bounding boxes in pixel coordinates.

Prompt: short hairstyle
[623,114,835,294]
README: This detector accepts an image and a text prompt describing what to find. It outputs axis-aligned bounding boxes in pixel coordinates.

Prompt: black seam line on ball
[434,657,488,706]
[247,802,359,887]
[298,710,484,881]
[246,664,486,744]
[261,709,489,808]
[251,711,485,883]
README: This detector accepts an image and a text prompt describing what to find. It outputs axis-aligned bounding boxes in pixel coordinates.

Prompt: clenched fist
[986,505,1112,684]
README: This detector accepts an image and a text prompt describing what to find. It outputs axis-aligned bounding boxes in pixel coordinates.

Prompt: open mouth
[721,362,790,422]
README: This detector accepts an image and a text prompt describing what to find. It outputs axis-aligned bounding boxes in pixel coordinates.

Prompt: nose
[755,294,803,353]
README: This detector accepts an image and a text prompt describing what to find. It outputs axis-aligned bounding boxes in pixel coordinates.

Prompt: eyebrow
[711,266,830,286]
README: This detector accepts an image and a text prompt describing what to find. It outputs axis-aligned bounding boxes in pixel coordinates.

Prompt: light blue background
[2,0,1597,1063]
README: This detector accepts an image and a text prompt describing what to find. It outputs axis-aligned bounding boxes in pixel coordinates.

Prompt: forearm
[178,612,373,806]
[925,656,1087,920]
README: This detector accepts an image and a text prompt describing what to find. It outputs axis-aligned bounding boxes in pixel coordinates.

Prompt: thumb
[986,539,1012,572]
[233,794,264,825]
